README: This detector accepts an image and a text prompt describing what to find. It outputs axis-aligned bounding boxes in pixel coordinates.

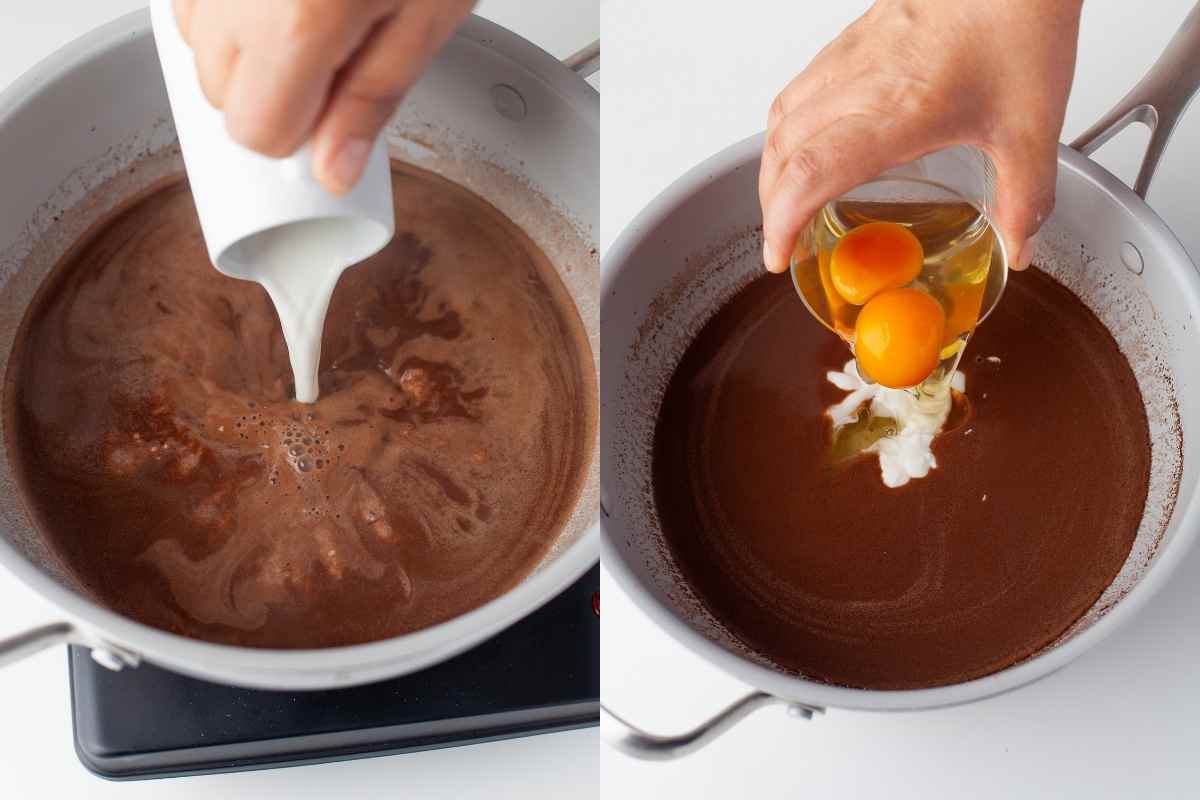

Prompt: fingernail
[763,240,779,272]
[1015,235,1038,271]
[323,137,372,195]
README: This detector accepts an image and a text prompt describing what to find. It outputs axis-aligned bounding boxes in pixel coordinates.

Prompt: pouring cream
[151,0,395,403]
[223,217,382,402]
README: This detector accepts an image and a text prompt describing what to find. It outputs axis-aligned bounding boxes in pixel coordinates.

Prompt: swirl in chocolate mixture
[5,163,595,648]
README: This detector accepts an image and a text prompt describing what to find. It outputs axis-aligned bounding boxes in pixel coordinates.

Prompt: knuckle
[345,72,407,105]
[877,74,941,120]
[900,87,940,119]
[281,0,338,45]
[783,147,824,190]
[225,112,292,158]
[407,10,440,44]
[768,94,787,128]
[764,126,790,164]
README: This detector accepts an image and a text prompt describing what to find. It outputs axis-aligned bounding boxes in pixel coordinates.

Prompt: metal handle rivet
[491,84,527,122]
[91,648,126,672]
[1121,241,1145,275]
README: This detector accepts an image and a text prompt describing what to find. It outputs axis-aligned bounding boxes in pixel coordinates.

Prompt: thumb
[987,139,1058,271]
[312,3,471,195]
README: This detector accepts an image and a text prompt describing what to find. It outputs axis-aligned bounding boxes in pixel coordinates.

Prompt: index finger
[761,113,927,272]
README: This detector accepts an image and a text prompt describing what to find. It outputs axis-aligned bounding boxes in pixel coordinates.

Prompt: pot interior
[602,137,1195,692]
[0,16,598,631]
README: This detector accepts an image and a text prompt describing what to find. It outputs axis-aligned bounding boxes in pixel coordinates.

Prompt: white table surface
[0,1,598,796]
[601,1,1200,798]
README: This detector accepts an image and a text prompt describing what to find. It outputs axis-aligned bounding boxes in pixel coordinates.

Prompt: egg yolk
[942,278,986,346]
[829,221,924,306]
[854,288,946,389]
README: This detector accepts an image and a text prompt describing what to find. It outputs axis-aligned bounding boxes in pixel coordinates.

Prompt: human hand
[173,0,475,195]
[759,0,1083,273]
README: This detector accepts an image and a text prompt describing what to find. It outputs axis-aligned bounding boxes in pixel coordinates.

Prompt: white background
[0,1,598,797]
[601,1,1200,798]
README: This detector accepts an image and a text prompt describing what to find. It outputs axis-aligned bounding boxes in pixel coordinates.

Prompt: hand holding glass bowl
[790,146,1009,395]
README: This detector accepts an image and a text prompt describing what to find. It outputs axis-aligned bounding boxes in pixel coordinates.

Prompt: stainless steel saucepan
[0,11,599,690]
[601,3,1200,759]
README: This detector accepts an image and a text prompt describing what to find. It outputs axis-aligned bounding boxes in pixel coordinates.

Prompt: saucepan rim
[600,130,1200,711]
[0,9,600,686]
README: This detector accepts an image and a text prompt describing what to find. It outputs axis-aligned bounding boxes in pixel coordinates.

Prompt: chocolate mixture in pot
[654,269,1150,689]
[6,163,595,648]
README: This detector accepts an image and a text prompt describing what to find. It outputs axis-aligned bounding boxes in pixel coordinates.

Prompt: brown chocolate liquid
[654,269,1150,689]
[6,162,595,648]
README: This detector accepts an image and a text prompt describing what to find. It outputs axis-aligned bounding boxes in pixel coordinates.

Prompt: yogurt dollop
[825,360,965,488]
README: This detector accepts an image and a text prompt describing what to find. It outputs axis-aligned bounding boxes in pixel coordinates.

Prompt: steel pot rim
[0,8,600,689]
[600,130,1200,712]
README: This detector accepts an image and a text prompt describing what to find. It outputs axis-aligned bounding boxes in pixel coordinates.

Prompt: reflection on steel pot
[0,11,599,690]
[601,4,1200,758]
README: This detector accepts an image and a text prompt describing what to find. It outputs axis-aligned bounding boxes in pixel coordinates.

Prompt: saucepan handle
[601,692,823,761]
[0,622,140,671]
[1070,1,1200,197]
[0,622,77,667]
[565,40,600,78]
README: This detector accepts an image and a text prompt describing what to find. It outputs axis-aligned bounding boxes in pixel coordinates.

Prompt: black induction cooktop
[68,564,599,780]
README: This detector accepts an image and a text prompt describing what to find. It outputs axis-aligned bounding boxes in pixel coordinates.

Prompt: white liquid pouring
[151,0,395,403]
[224,218,379,403]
